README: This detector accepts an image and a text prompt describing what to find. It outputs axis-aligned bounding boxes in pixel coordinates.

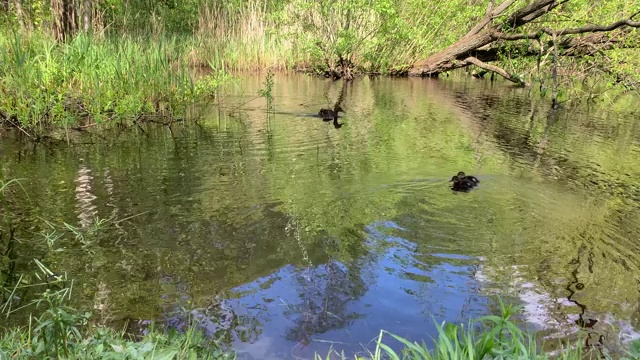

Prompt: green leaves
[364,299,584,360]
[0,32,231,132]
[1,261,235,359]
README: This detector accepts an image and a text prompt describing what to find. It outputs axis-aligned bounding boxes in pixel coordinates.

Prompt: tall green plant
[318,299,594,360]
[258,69,275,110]
[0,260,235,359]
[0,32,228,132]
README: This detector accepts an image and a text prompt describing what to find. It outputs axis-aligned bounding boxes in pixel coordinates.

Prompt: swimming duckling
[449,171,480,192]
[456,171,479,185]
[318,104,344,120]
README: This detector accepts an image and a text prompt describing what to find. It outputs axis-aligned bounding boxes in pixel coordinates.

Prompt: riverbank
[0,289,601,360]
[1,0,637,136]
[0,32,228,139]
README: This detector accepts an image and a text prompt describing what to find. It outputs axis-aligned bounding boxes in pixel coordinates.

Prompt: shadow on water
[565,245,603,351]
[2,74,640,358]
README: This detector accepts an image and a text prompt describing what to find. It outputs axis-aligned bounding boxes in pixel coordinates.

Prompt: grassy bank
[0,0,638,134]
[0,32,230,138]
[0,253,632,360]
[1,279,633,360]
[1,320,234,359]
[0,259,234,359]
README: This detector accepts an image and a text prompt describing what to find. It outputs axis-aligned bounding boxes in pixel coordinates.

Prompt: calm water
[2,75,640,358]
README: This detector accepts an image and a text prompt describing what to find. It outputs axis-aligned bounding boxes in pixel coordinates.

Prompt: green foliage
[0,32,228,133]
[319,300,595,360]
[0,260,234,360]
[100,0,200,35]
[278,0,400,74]
[276,0,491,75]
[32,285,89,357]
[496,1,640,99]
[196,70,232,98]
[258,69,275,110]
[0,0,635,108]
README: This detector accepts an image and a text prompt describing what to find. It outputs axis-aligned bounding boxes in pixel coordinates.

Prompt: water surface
[2,75,640,358]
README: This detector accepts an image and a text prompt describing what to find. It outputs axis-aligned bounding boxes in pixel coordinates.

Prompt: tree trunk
[51,0,64,40]
[13,0,24,29]
[408,0,640,86]
[411,31,495,76]
[83,0,91,33]
[63,0,77,39]
[410,0,561,77]
[51,0,78,40]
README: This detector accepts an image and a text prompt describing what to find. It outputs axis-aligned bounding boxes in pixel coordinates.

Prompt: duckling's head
[457,171,466,177]
[449,175,461,182]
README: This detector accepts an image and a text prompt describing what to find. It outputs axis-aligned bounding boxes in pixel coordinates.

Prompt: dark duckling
[318,104,344,120]
[457,171,479,185]
[449,171,480,192]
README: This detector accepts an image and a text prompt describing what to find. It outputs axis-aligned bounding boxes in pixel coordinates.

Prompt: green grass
[3,263,639,360]
[0,260,234,360]
[319,300,640,360]
[0,32,228,136]
[0,320,235,360]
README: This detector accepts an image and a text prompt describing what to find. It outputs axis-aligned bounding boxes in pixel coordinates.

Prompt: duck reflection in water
[449,171,480,192]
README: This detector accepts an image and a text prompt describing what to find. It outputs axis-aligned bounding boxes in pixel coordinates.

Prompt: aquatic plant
[0,260,234,359]
[258,69,275,110]
[318,300,592,360]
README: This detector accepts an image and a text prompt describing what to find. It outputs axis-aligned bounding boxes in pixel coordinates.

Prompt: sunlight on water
[1,74,640,358]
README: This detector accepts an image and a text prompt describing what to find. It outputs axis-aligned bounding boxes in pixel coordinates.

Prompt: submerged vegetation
[0,268,234,359]
[2,262,639,359]
[0,0,638,133]
[0,256,629,359]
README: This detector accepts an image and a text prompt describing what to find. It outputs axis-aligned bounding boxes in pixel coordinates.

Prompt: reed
[0,32,226,135]
[0,259,234,359]
[194,0,300,71]
[317,300,609,360]
[1,0,636,133]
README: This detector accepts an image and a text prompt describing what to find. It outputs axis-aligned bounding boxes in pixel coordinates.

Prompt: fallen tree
[408,0,640,90]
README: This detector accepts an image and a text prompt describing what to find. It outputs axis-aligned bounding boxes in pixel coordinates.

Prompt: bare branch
[551,33,560,108]
[463,56,528,86]
[493,31,541,40]
[493,17,640,40]
[518,0,568,25]
[485,0,495,16]
[503,0,557,29]
[554,18,640,35]
[465,0,517,37]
